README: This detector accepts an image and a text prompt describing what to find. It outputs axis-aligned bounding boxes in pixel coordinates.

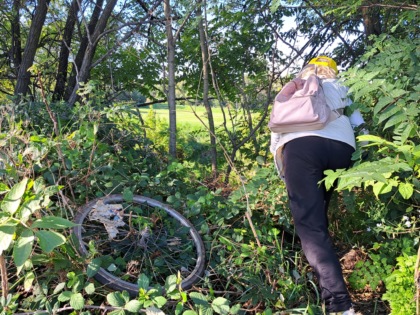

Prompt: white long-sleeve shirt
[270,78,365,177]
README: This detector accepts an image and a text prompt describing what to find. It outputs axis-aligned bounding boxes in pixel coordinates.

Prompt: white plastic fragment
[89,200,125,239]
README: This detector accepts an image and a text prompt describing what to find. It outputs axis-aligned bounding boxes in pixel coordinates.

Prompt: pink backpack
[268,75,338,133]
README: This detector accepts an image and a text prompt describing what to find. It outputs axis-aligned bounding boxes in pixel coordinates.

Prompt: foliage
[323,33,419,230]
[0,2,419,314]
[324,35,419,199]
[323,32,419,314]
[348,237,414,292]
[382,254,417,315]
[0,165,75,262]
[0,94,317,313]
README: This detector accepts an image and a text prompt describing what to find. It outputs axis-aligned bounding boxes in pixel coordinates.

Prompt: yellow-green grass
[138,104,227,128]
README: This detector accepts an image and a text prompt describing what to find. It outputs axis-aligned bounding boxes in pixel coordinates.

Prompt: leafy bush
[323,33,419,314]
[382,254,417,315]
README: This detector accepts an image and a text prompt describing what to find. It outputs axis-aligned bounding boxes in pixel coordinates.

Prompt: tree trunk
[164,0,177,159]
[10,0,22,76]
[65,0,104,101]
[67,0,118,106]
[361,3,382,44]
[14,0,50,99]
[53,0,79,101]
[197,0,217,178]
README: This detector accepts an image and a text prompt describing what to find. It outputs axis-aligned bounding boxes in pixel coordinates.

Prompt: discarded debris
[89,200,125,239]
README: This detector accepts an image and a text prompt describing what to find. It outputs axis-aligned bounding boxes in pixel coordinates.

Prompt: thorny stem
[0,255,8,298]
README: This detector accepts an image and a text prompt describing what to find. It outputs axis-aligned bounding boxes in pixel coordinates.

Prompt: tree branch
[134,96,216,107]
[303,0,356,58]
[274,3,417,11]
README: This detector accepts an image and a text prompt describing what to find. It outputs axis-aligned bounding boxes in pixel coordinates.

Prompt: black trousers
[282,136,354,312]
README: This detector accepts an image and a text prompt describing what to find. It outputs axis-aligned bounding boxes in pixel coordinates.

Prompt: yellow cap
[308,56,338,74]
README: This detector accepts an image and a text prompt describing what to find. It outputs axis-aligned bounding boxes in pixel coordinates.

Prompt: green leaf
[0,224,17,254]
[29,135,48,143]
[182,311,198,315]
[31,216,77,229]
[389,88,407,98]
[256,156,265,165]
[230,304,241,314]
[212,297,230,315]
[123,188,133,202]
[42,185,62,196]
[138,273,150,290]
[357,134,390,144]
[35,230,66,253]
[70,292,85,310]
[124,300,142,312]
[24,271,35,292]
[121,290,131,302]
[13,229,34,271]
[84,282,95,295]
[398,182,414,199]
[0,183,10,193]
[189,292,208,306]
[189,292,211,314]
[399,124,414,144]
[383,113,407,130]
[165,275,177,293]
[373,182,392,197]
[19,198,41,223]
[377,105,400,124]
[107,292,126,307]
[374,96,395,115]
[1,178,28,215]
[53,282,66,294]
[58,291,72,302]
[152,296,167,308]
[323,169,342,190]
[87,257,102,278]
[270,0,280,12]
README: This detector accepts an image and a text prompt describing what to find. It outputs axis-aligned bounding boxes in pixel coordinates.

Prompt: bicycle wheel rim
[73,194,205,296]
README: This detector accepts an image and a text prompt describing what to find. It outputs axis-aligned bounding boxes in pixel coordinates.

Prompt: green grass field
[138,104,228,127]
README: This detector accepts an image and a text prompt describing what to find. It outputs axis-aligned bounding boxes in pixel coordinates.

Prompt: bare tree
[14,0,50,99]
[164,0,177,158]
[64,0,104,101]
[53,0,79,101]
[67,0,118,106]
[197,0,217,178]
[10,0,22,76]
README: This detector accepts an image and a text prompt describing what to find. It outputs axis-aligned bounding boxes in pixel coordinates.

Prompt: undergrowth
[0,33,419,315]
